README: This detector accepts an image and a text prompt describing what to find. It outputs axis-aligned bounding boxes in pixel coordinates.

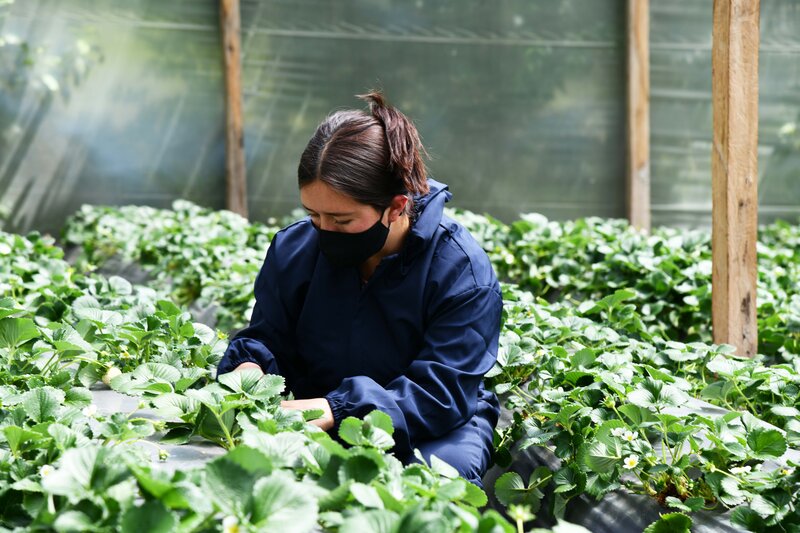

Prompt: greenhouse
[1,1,799,532]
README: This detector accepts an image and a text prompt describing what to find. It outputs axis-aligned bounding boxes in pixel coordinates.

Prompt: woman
[216,92,501,487]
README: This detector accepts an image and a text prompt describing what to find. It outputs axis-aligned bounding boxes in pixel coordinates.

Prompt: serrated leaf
[72,295,123,326]
[249,474,318,532]
[339,509,399,533]
[580,440,621,475]
[132,362,182,383]
[22,386,65,423]
[643,513,692,533]
[746,428,787,459]
[151,393,200,420]
[120,501,176,533]
[494,472,525,507]
[0,317,39,349]
[350,482,384,509]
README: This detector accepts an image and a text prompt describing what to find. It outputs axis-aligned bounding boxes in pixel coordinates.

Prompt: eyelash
[308,214,350,225]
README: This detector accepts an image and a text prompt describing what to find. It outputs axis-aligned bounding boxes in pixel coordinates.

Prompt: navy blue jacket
[217,179,502,458]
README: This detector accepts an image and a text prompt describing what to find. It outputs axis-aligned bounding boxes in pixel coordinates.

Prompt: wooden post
[626,0,650,231]
[220,0,248,218]
[711,0,760,357]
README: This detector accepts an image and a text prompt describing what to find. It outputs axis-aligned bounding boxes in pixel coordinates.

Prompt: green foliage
[0,227,512,532]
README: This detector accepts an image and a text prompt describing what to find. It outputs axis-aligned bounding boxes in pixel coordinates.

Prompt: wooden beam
[626,0,650,231]
[711,0,760,357]
[220,0,248,218]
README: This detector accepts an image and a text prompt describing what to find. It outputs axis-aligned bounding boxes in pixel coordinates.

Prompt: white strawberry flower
[780,467,795,476]
[39,464,54,478]
[623,430,637,443]
[611,427,626,438]
[623,455,639,470]
[730,465,752,475]
[82,404,98,418]
[222,515,239,533]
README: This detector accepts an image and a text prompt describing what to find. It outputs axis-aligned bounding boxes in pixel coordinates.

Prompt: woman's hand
[281,398,334,431]
[231,364,333,430]
[234,362,263,375]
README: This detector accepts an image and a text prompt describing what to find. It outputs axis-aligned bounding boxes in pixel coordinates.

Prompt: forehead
[299,180,370,215]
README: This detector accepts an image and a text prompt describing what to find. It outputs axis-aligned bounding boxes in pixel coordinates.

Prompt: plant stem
[730,378,756,414]
[212,408,236,449]
[512,385,539,405]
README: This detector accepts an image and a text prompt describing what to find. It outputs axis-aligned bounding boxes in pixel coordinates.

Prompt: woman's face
[300,180,387,233]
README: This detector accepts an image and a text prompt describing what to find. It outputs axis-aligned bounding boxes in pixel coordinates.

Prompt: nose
[318,217,336,232]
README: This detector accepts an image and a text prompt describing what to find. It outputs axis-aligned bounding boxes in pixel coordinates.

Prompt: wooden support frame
[220,0,248,218]
[711,0,760,357]
[626,0,650,231]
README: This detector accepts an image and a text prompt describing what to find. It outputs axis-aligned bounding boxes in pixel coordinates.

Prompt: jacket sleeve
[324,282,502,457]
[216,234,295,377]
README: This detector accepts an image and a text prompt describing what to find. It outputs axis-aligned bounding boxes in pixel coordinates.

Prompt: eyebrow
[301,204,355,217]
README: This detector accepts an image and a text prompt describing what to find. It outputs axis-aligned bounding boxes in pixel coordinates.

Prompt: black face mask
[315,209,390,267]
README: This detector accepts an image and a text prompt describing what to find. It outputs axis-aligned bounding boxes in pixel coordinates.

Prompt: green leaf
[53,511,96,532]
[203,455,256,514]
[50,324,94,353]
[430,454,459,479]
[224,445,274,476]
[706,355,747,377]
[249,474,318,532]
[42,446,129,503]
[770,405,800,417]
[64,387,93,407]
[350,482,384,509]
[579,440,622,475]
[120,501,177,533]
[477,510,515,533]
[191,322,217,344]
[0,317,39,349]
[618,404,657,426]
[643,513,692,533]
[218,370,284,400]
[339,509,399,533]
[746,428,787,459]
[132,362,182,383]
[22,386,65,423]
[495,472,542,508]
[364,410,394,436]
[340,455,380,484]
[730,506,765,531]
[627,378,688,410]
[4,425,45,455]
[72,295,123,326]
[109,276,133,295]
[462,480,488,507]
[302,408,325,422]
[338,416,394,450]
[151,393,200,420]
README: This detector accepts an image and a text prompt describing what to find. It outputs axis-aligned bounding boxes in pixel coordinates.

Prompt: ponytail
[357,91,430,196]
[298,91,430,213]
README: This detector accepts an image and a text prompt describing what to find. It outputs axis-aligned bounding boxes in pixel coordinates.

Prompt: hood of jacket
[403,178,452,262]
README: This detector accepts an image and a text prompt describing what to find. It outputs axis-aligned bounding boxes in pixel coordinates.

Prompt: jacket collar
[401,178,451,270]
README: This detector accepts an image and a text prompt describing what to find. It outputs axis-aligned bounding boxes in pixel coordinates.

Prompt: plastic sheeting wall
[0,0,625,235]
[0,1,797,235]
[0,0,227,235]
[650,1,800,227]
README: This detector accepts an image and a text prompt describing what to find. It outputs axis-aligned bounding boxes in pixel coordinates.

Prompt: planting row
[56,202,800,530]
[63,203,800,365]
[490,285,799,531]
[452,209,800,363]
[1,230,531,532]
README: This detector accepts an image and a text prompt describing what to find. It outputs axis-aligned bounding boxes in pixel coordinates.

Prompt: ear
[387,194,409,223]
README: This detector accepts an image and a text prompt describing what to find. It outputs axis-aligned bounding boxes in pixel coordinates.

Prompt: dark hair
[297,91,429,213]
